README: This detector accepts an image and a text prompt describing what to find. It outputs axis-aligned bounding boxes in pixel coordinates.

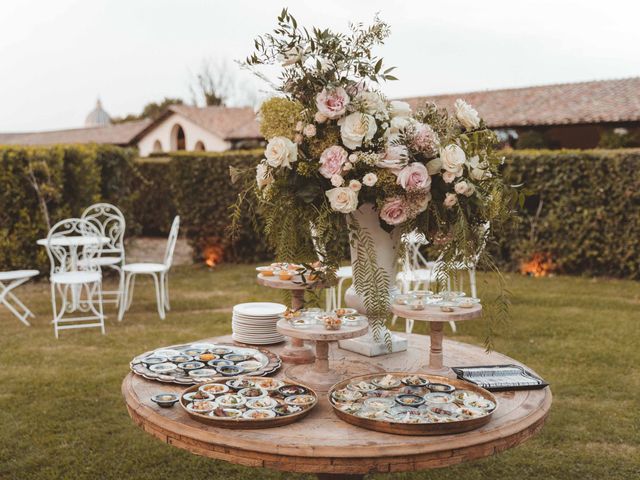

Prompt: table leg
[279,289,315,364]
[424,321,451,376]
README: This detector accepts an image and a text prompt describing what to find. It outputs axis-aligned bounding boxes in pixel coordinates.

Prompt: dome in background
[85,98,112,127]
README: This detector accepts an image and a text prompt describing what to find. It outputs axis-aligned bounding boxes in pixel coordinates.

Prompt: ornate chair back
[46,218,103,276]
[163,216,180,269]
[81,203,126,261]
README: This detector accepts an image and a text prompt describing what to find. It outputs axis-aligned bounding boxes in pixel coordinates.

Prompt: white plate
[231,334,284,345]
[233,302,287,317]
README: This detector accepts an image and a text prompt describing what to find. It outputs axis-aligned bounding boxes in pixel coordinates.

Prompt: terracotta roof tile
[0,119,151,146]
[403,77,640,127]
[168,105,260,139]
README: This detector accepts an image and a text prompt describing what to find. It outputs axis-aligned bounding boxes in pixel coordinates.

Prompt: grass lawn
[1,264,638,480]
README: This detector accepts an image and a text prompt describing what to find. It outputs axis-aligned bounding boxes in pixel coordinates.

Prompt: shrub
[494,149,640,279]
[133,158,177,236]
[514,130,551,149]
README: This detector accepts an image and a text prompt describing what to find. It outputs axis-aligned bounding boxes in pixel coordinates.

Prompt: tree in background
[189,58,260,108]
[112,97,183,124]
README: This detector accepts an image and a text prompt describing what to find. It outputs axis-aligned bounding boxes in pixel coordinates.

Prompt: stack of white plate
[231,302,287,345]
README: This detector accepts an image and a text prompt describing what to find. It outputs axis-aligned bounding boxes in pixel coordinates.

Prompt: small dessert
[238,387,267,399]
[197,353,217,362]
[278,270,294,281]
[285,394,316,406]
[459,406,485,418]
[401,375,429,387]
[323,316,342,330]
[440,306,455,312]
[255,378,283,391]
[334,308,357,317]
[199,383,229,395]
[256,266,275,276]
[283,309,301,321]
[277,385,308,397]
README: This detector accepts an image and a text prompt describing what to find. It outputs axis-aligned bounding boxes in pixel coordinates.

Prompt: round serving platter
[179,376,318,429]
[328,372,498,436]
[130,343,281,385]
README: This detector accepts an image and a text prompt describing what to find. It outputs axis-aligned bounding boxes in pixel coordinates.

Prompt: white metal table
[0,270,39,325]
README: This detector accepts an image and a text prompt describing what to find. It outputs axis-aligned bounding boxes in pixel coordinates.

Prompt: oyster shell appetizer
[372,374,401,389]
[216,393,246,408]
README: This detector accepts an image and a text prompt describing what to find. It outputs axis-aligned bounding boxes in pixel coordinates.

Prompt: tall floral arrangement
[233,10,519,346]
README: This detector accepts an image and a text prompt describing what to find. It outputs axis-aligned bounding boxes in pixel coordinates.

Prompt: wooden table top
[122,333,551,476]
[276,318,369,342]
[256,274,320,291]
[391,303,483,322]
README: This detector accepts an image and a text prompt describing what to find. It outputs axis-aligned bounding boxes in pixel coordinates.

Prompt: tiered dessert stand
[276,318,371,391]
[256,274,319,364]
[390,302,482,376]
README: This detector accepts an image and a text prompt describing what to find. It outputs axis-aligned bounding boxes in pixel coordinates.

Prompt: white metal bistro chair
[81,203,126,306]
[46,218,105,338]
[0,270,39,325]
[325,266,353,311]
[118,216,180,321]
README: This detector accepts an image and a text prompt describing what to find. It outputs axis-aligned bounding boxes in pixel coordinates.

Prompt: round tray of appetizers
[179,376,318,428]
[130,342,282,385]
[329,372,498,436]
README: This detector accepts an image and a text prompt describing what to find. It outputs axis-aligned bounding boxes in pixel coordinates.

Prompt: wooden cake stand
[391,303,482,377]
[276,318,371,391]
[256,274,320,364]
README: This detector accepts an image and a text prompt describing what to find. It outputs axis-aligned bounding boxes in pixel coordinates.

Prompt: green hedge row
[0,145,138,272]
[495,149,640,279]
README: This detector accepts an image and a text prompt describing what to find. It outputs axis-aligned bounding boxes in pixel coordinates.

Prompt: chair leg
[406,318,414,334]
[163,273,171,311]
[51,282,60,339]
[469,268,477,298]
[126,274,137,310]
[118,273,133,321]
[152,273,165,320]
[97,282,105,335]
[336,277,347,309]
[115,265,125,308]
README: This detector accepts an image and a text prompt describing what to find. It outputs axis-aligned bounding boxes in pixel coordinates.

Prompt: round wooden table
[256,274,322,364]
[276,318,370,391]
[391,303,482,377]
[122,333,552,479]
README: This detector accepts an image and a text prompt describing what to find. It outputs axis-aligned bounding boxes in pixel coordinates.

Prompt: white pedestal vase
[339,204,408,357]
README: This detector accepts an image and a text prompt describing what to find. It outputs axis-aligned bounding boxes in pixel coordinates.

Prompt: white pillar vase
[340,203,408,356]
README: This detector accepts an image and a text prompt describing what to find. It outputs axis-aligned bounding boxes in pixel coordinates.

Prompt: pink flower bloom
[319,146,348,179]
[380,197,409,226]
[315,87,350,120]
[376,144,408,171]
[444,193,458,208]
[408,123,439,158]
[396,162,431,191]
[442,171,456,183]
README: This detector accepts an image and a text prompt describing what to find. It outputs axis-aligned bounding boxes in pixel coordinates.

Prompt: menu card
[452,364,548,391]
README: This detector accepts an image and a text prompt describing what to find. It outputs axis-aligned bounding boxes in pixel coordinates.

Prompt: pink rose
[396,162,431,191]
[376,144,408,171]
[380,197,409,226]
[408,123,439,158]
[315,87,350,120]
[319,146,348,179]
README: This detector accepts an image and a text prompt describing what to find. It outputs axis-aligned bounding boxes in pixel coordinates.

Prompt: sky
[1,0,638,132]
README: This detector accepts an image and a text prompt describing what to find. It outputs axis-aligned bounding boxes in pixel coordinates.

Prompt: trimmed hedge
[496,149,640,279]
[0,145,138,271]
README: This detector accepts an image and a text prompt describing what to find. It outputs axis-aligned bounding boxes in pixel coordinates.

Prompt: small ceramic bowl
[242,409,276,420]
[188,368,218,381]
[363,397,396,411]
[168,354,192,364]
[210,407,243,418]
[151,393,179,407]
[223,353,252,362]
[226,378,255,390]
[401,375,429,387]
[372,376,401,389]
[153,349,182,357]
[181,347,205,356]
[256,266,275,276]
[463,397,496,411]
[149,362,178,373]
[409,290,433,300]
[333,307,357,317]
[186,400,216,414]
[183,391,214,402]
[177,361,205,372]
[190,343,217,350]
[216,365,245,376]
[254,378,284,391]
[196,353,219,363]
[208,359,234,368]
[198,383,230,395]
[278,271,294,281]
[331,388,363,402]
[143,355,168,365]
[237,360,262,372]
[238,387,267,399]
[246,397,278,409]
[274,404,303,416]
[284,394,316,406]
[210,347,233,356]
[216,394,246,408]
[424,392,455,404]
[428,383,455,394]
[277,385,308,397]
[395,394,426,407]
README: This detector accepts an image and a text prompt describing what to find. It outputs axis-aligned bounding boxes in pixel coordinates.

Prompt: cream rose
[330,174,344,187]
[314,111,328,123]
[256,162,272,190]
[303,124,316,137]
[339,112,377,149]
[380,197,408,225]
[442,171,456,184]
[356,91,386,115]
[454,99,480,130]
[440,144,466,176]
[454,181,470,195]
[444,192,458,208]
[265,136,298,169]
[396,162,431,191]
[349,179,362,192]
[316,87,350,120]
[362,172,378,187]
[326,187,359,214]
[389,100,412,118]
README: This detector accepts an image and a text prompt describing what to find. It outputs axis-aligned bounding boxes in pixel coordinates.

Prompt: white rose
[454,99,480,130]
[349,179,362,192]
[330,174,344,187]
[362,172,378,187]
[256,162,272,190]
[356,91,386,115]
[440,144,466,176]
[442,171,456,183]
[326,187,359,214]
[470,167,487,181]
[389,100,412,118]
[389,115,412,132]
[343,162,353,171]
[454,181,470,195]
[339,112,377,149]
[264,136,298,169]
[348,153,358,163]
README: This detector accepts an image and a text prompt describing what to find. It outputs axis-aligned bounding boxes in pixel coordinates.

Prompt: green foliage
[514,130,550,149]
[112,97,183,123]
[597,128,640,148]
[258,97,302,140]
[494,149,640,279]
[133,159,177,236]
[0,145,137,271]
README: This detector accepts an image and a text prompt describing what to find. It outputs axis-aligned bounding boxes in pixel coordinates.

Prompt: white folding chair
[118,216,180,321]
[81,203,126,306]
[0,270,39,325]
[46,218,105,338]
[325,266,353,311]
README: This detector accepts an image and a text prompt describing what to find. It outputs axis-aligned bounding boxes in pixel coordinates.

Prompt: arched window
[152,139,162,152]
[170,124,186,151]
[194,140,205,151]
